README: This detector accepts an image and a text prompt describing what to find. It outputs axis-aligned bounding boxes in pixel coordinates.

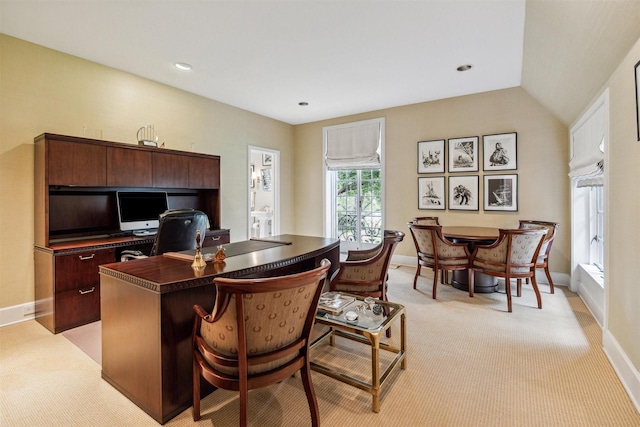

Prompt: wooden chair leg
[432,269,438,299]
[531,274,542,309]
[468,268,474,297]
[300,363,320,427]
[192,359,201,421]
[544,267,555,294]
[239,383,248,427]
[517,279,522,297]
[413,264,421,289]
[506,275,512,312]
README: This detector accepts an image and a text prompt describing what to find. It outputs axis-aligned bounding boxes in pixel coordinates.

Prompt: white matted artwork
[417,139,445,173]
[448,136,478,172]
[418,177,445,210]
[448,175,479,211]
[484,174,518,211]
[483,132,517,171]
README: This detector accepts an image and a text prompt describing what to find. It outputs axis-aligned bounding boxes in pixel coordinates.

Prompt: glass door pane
[335,169,382,251]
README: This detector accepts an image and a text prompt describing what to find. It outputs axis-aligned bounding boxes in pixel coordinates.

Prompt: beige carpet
[1,266,639,426]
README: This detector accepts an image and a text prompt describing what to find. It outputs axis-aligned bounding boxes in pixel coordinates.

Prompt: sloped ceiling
[1,1,639,126]
[522,0,640,126]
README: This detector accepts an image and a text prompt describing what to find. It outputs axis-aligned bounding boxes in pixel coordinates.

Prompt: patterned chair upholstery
[408,223,470,299]
[329,230,405,302]
[192,259,331,426]
[519,220,559,293]
[469,229,546,312]
[411,216,440,225]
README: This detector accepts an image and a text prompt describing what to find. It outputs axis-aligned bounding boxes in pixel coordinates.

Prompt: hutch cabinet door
[48,139,106,186]
[107,147,153,187]
[189,156,220,189]
[152,152,189,188]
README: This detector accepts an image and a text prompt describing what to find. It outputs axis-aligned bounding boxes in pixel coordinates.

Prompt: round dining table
[442,226,500,293]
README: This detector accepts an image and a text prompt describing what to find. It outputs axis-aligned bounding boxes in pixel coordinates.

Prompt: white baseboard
[0,302,35,328]
[603,329,640,414]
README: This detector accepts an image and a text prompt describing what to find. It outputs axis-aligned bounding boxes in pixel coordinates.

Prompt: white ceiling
[0,0,526,125]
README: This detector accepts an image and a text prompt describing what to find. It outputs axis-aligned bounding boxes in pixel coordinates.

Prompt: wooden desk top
[99,234,339,293]
[442,226,500,241]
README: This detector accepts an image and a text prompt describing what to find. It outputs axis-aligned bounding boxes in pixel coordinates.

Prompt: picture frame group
[418,132,517,173]
[416,132,519,212]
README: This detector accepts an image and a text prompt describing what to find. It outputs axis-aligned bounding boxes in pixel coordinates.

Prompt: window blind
[569,97,605,188]
[325,121,381,170]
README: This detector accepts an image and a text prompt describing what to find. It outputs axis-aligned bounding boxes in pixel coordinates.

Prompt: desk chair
[121,209,209,261]
[192,259,331,426]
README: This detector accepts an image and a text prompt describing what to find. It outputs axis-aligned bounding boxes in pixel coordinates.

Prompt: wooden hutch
[33,133,229,333]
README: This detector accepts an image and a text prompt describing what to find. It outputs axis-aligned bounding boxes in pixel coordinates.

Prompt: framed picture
[635,60,640,141]
[484,174,518,211]
[418,177,446,210]
[261,168,272,191]
[483,132,517,171]
[448,175,479,211]
[448,136,478,172]
[417,139,445,173]
[262,153,273,166]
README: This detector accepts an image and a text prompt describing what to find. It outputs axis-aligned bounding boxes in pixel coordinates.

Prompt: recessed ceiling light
[298,102,309,106]
[174,62,192,71]
[457,64,473,72]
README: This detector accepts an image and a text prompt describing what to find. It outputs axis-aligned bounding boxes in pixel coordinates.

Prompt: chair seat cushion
[472,259,530,274]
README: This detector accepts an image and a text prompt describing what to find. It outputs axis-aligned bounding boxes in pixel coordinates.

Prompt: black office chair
[121,209,209,261]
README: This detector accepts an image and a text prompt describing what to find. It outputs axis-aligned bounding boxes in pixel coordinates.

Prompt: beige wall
[0,35,295,309]
[294,88,570,274]
[604,35,640,370]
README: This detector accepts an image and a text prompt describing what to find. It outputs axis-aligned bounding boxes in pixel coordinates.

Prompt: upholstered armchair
[408,223,470,299]
[329,230,405,303]
[192,260,331,426]
[468,229,546,312]
[519,220,559,293]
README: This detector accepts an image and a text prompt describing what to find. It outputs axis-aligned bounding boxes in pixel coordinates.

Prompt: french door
[333,169,382,252]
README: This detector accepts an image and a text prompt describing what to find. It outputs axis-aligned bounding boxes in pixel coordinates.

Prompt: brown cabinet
[153,152,189,188]
[34,133,224,333]
[107,146,152,187]
[48,138,106,186]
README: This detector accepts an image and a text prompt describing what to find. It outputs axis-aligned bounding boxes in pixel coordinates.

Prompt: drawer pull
[211,236,221,241]
[78,254,96,261]
[79,287,95,295]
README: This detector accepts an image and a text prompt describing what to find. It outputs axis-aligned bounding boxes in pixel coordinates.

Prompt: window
[323,118,384,252]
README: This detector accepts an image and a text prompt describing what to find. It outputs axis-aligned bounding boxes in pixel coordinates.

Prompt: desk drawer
[203,230,230,247]
[55,248,115,292]
[54,284,101,332]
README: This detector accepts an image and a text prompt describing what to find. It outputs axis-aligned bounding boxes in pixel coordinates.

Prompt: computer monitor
[116,191,168,233]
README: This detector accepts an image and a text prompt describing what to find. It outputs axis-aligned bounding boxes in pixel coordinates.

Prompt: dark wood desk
[99,235,340,424]
[442,226,500,293]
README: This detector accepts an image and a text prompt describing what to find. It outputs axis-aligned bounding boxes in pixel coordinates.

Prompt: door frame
[247,146,280,240]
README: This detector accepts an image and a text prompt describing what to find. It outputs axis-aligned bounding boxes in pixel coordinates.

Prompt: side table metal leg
[401,312,407,369]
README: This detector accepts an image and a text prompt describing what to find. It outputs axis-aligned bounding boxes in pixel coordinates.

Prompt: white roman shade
[325,120,381,170]
[569,96,605,187]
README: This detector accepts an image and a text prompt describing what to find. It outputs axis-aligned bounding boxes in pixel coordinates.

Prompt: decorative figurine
[213,245,227,263]
[191,230,207,269]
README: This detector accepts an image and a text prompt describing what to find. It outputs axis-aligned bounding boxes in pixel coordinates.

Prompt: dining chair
[192,259,331,426]
[407,223,470,299]
[411,216,440,225]
[329,230,405,303]
[468,228,546,312]
[518,220,559,293]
